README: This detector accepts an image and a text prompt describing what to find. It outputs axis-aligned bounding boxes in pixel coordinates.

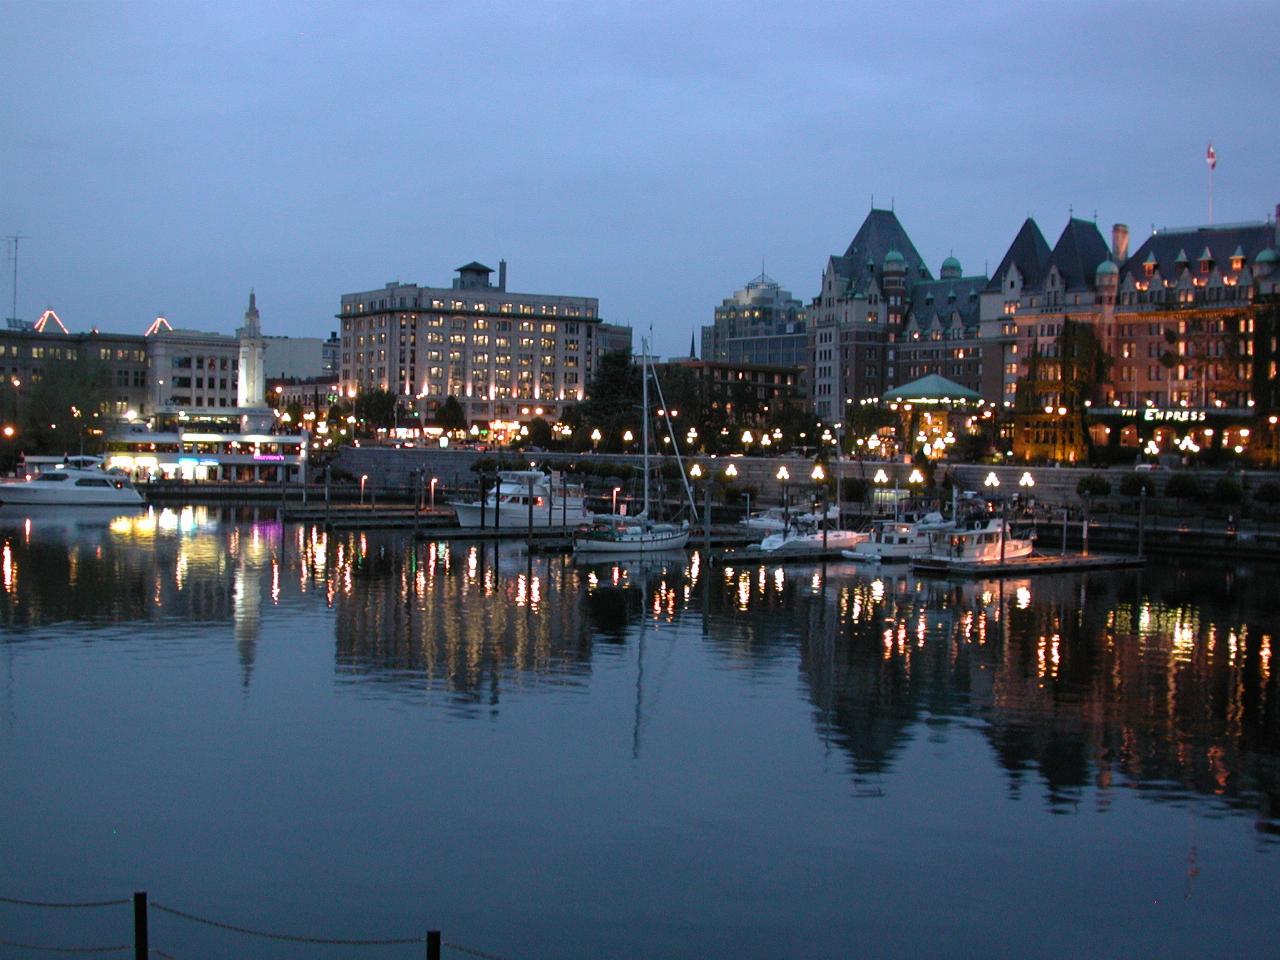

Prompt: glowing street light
[723,463,738,479]
[429,477,438,509]
[776,466,790,481]
[741,429,754,446]
[1019,472,1035,489]
[873,468,889,485]
[907,468,924,485]
[611,485,622,515]
[622,429,634,444]
[984,471,1000,489]
[689,462,703,479]
[811,463,826,482]
[360,473,369,505]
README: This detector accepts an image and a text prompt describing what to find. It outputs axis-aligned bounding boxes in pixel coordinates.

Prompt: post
[1138,487,1146,559]
[494,475,501,534]
[822,495,828,551]
[703,481,712,560]
[413,469,421,536]
[324,465,331,526]
[1082,501,1090,556]
[999,500,1008,565]
[1061,506,1069,556]
[527,474,535,545]
[426,930,441,960]
[479,475,487,530]
[744,491,750,523]
[133,891,148,960]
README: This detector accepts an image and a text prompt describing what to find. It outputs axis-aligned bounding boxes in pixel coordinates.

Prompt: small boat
[573,337,696,555]
[842,512,954,563]
[918,517,1034,566]
[451,469,589,527]
[752,525,868,554]
[741,504,838,533]
[572,515,690,554]
[0,458,144,507]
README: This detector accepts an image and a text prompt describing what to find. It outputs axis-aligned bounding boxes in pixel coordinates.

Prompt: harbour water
[1,505,1277,959]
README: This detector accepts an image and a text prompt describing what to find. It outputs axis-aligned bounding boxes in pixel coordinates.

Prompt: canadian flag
[1206,142,1217,170]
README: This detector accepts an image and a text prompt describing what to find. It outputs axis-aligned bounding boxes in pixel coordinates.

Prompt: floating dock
[911,552,1146,577]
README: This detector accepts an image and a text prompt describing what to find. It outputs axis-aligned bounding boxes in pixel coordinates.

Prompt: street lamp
[984,471,1000,489]
[622,429,634,444]
[429,476,438,509]
[611,485,622,515]
[689,463,703,479]
[777,465,791,529]
[1019,471,1035,490]
[359,473,368,505]
[591,427,602,451]
[811,463,825,482]
[723,463,737,479]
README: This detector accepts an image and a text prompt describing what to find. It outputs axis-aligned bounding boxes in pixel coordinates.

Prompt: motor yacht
[0,459,144,507]
[451,469,590,527]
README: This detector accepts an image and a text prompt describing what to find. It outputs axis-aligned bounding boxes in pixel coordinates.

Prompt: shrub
[1119,473,1157,497]
[1212,476,1244,504]
[1076,474,1111,497]
[1163,473,1202,501]
[1255,481,1280,505]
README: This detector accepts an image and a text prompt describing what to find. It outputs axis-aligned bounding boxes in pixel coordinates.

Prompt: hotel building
[338,261,629,427]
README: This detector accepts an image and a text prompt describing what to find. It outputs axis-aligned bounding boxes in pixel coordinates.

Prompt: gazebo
[881,374,982,406]
[879,374,986,459]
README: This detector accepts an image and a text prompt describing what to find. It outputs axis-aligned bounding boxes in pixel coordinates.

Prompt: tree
[574,349,641,451]
[436,395,467,433]
[1212,475,1243,504]
[1119,473,1156,497]
[525,417,553,449]
[21,354,114,456]
[1076,474,1112,498]
[1164,473,1202,502]
[354,388,398,431]
[1058,320,1113,463]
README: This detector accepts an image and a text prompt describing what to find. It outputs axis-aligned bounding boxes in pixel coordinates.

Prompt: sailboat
[573,339,693,555]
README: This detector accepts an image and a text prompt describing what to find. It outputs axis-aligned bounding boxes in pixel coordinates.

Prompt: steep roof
[455,261,493,273]
[906,275,987,331]
[1036,218,1112,293]
[828,208,932,294]
[882,374,982,403]
[1119,222,1275,284]
[984,218,1051,293]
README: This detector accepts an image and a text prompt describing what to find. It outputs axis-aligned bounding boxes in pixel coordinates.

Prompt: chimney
[1112,223,1129,263]
[498,259,507,292]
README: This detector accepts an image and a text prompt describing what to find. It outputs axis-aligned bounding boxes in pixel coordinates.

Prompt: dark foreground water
[1,505,1277,959]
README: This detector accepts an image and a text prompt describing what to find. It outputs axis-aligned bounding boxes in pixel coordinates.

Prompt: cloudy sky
[2,1,1276,359]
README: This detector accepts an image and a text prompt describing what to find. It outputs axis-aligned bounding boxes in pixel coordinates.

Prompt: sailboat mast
[641,339,651,518]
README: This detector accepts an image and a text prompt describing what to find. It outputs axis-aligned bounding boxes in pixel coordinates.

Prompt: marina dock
[911,551,1146,577]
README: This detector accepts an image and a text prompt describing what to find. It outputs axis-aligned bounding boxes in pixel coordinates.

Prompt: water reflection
[1,512,1276,834]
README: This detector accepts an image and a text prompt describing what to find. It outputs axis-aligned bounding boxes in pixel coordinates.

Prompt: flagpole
[1208,160,1213,225]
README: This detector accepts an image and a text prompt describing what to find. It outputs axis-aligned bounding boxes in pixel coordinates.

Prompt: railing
[0,891,508,960]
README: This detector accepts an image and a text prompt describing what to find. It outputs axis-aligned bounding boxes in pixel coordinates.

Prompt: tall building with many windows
[338,261,620,425]
[701,272,807,372]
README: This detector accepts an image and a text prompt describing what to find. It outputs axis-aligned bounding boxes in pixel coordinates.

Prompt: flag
[1206,142,1217,170]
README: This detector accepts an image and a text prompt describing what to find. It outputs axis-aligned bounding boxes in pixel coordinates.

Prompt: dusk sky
[2,1,1276,360]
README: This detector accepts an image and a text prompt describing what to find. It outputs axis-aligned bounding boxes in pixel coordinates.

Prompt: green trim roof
[881,374,982,404]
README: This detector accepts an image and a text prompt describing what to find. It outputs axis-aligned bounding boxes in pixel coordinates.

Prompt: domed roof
[941,255,961,271]
[1257,247,1279,264]
[1095,259,1119,276]
[884,248,905,263]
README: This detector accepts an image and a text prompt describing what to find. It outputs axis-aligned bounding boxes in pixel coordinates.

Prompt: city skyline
[2,2,1277,359]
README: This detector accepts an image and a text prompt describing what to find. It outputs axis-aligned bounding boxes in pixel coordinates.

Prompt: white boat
[741,504,838,533]
[0,459,144,507]
[573,338,695,555]
[451,469,590,527]
[752,526,868,554]
[919,517,1034,565]
[572,515,690,554]
[842,512,954,563]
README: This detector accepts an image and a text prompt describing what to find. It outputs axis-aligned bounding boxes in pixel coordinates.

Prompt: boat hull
[0,483,143,507]
[451,500,590,528]
[572,527,690,554]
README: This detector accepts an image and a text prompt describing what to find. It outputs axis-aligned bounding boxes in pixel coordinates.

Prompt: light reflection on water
[1,509,1279,958]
